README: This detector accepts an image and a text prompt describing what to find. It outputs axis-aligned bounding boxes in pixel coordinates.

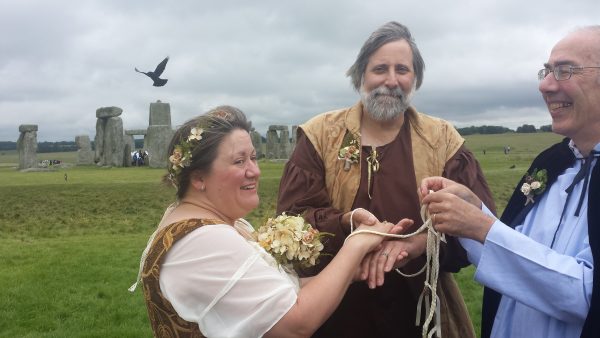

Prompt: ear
[189,170,206,191]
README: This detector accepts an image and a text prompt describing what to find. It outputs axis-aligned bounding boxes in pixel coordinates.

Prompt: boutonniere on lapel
[338,133,360,171]
[521,168,548,205]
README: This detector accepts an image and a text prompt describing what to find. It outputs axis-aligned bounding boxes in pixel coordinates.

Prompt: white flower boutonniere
[338,133,360,171]
[521,169,547,205]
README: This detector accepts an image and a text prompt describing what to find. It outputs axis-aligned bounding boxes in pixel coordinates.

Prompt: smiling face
[539,29,600,152]
[202,129,260,221]
[360,40,416,121]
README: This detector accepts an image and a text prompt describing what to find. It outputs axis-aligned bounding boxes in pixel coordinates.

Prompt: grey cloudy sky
[1,0,599,141]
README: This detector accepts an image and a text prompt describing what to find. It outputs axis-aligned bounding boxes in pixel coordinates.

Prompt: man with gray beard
[277,21,494,338]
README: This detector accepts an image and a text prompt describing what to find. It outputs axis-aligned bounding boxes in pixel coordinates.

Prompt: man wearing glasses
[419,26,600,338]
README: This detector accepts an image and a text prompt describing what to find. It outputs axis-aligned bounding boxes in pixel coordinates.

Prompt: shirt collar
[568,139,600,159]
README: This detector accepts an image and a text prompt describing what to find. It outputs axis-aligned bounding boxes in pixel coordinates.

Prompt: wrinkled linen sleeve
[277,130,349,268]
[159,224,297,338]
[460,201,593,322]
[479,220,592,322]
[440,145,497,272]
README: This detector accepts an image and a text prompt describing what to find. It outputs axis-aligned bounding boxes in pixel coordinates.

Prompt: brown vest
[141,218,221,338]
[301,103,475,338]
[301,102,464,212]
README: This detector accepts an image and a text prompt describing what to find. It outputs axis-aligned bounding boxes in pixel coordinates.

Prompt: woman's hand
[362,230,424,288]
[346,218,405,254]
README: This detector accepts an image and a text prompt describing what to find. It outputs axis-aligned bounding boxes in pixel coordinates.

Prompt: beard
[360,84,414,122]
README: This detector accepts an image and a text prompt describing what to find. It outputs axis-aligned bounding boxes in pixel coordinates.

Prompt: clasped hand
[348,209,425,289]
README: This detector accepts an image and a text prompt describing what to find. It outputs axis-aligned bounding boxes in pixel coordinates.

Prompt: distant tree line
[0,141,79,153]
[456,124,552,135]
[0,141,15,151]
[457,125,513,135]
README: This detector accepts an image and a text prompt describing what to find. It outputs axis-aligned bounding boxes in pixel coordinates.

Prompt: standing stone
[250,128,263,158]
[124,134,135,156]
[291,125,298,154]
[94,118,105,164]
[146,100,174,168]
[279,127,290,159]
[103,117,125,166]
[123,142,132,167]
[94,106,125,167]
[75,135,94,165]
[266,125,291,159]
[123,133,135,167]
[266,128,279,159]
[17,124,38,170]
[149,100,172,126]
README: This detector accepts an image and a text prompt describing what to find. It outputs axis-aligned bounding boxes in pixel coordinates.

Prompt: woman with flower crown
[129,105,409,338]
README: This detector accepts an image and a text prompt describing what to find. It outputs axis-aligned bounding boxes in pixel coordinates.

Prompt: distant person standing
[64,173,68,182]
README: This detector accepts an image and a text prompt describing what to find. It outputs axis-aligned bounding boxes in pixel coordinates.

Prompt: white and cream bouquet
[256,213,331,270]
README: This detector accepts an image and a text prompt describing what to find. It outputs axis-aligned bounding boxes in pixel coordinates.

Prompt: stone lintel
[19,124,38,132]
[268,125,288,131]
[125,129,148,135]
[96,106,123,118]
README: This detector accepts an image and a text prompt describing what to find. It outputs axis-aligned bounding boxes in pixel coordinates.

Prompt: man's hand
[356,219,424,288]
[419,176,482,208]
[422,191,495,243]
[342,208,378,231]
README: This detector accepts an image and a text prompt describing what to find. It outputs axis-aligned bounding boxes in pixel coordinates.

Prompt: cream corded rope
[345,203,446,338]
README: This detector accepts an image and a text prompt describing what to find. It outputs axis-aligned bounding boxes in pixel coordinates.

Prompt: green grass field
[0,132,563,337]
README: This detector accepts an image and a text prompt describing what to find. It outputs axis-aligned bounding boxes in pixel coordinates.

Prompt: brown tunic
[277,120,495,338]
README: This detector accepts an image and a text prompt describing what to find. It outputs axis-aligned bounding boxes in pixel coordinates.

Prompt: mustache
[370,86,405,99]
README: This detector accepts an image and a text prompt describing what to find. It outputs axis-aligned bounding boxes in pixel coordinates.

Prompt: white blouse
[159,222,299,338]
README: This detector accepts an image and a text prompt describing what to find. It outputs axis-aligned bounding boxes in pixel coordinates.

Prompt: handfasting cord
[346,204,445,338]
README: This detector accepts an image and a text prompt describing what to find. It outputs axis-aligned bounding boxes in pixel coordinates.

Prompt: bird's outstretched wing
[153,57,169,77]
[135,57,169,86]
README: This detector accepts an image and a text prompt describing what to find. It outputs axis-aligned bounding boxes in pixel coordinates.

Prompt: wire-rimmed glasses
[538,65,600,81]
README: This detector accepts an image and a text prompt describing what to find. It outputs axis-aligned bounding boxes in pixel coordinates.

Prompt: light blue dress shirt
[460,142,600,338]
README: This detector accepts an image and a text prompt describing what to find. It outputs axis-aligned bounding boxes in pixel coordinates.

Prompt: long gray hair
[346,21,425,91]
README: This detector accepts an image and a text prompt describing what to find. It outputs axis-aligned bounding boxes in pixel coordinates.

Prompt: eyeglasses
[538,65,600,81]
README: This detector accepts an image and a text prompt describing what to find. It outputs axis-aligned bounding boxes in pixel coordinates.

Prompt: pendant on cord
[366,146,380,199]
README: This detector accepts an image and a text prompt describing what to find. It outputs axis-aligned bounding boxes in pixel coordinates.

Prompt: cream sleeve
[159,224,298,338]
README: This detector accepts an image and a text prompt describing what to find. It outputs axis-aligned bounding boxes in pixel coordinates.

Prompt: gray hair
[346,21,425,91]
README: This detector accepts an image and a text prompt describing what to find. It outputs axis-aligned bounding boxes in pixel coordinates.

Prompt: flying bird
[135,56,169,87]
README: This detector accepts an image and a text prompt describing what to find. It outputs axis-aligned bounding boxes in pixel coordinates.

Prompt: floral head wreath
[166,110,234,189]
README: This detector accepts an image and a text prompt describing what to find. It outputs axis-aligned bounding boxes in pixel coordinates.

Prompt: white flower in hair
[188,127,204,141]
